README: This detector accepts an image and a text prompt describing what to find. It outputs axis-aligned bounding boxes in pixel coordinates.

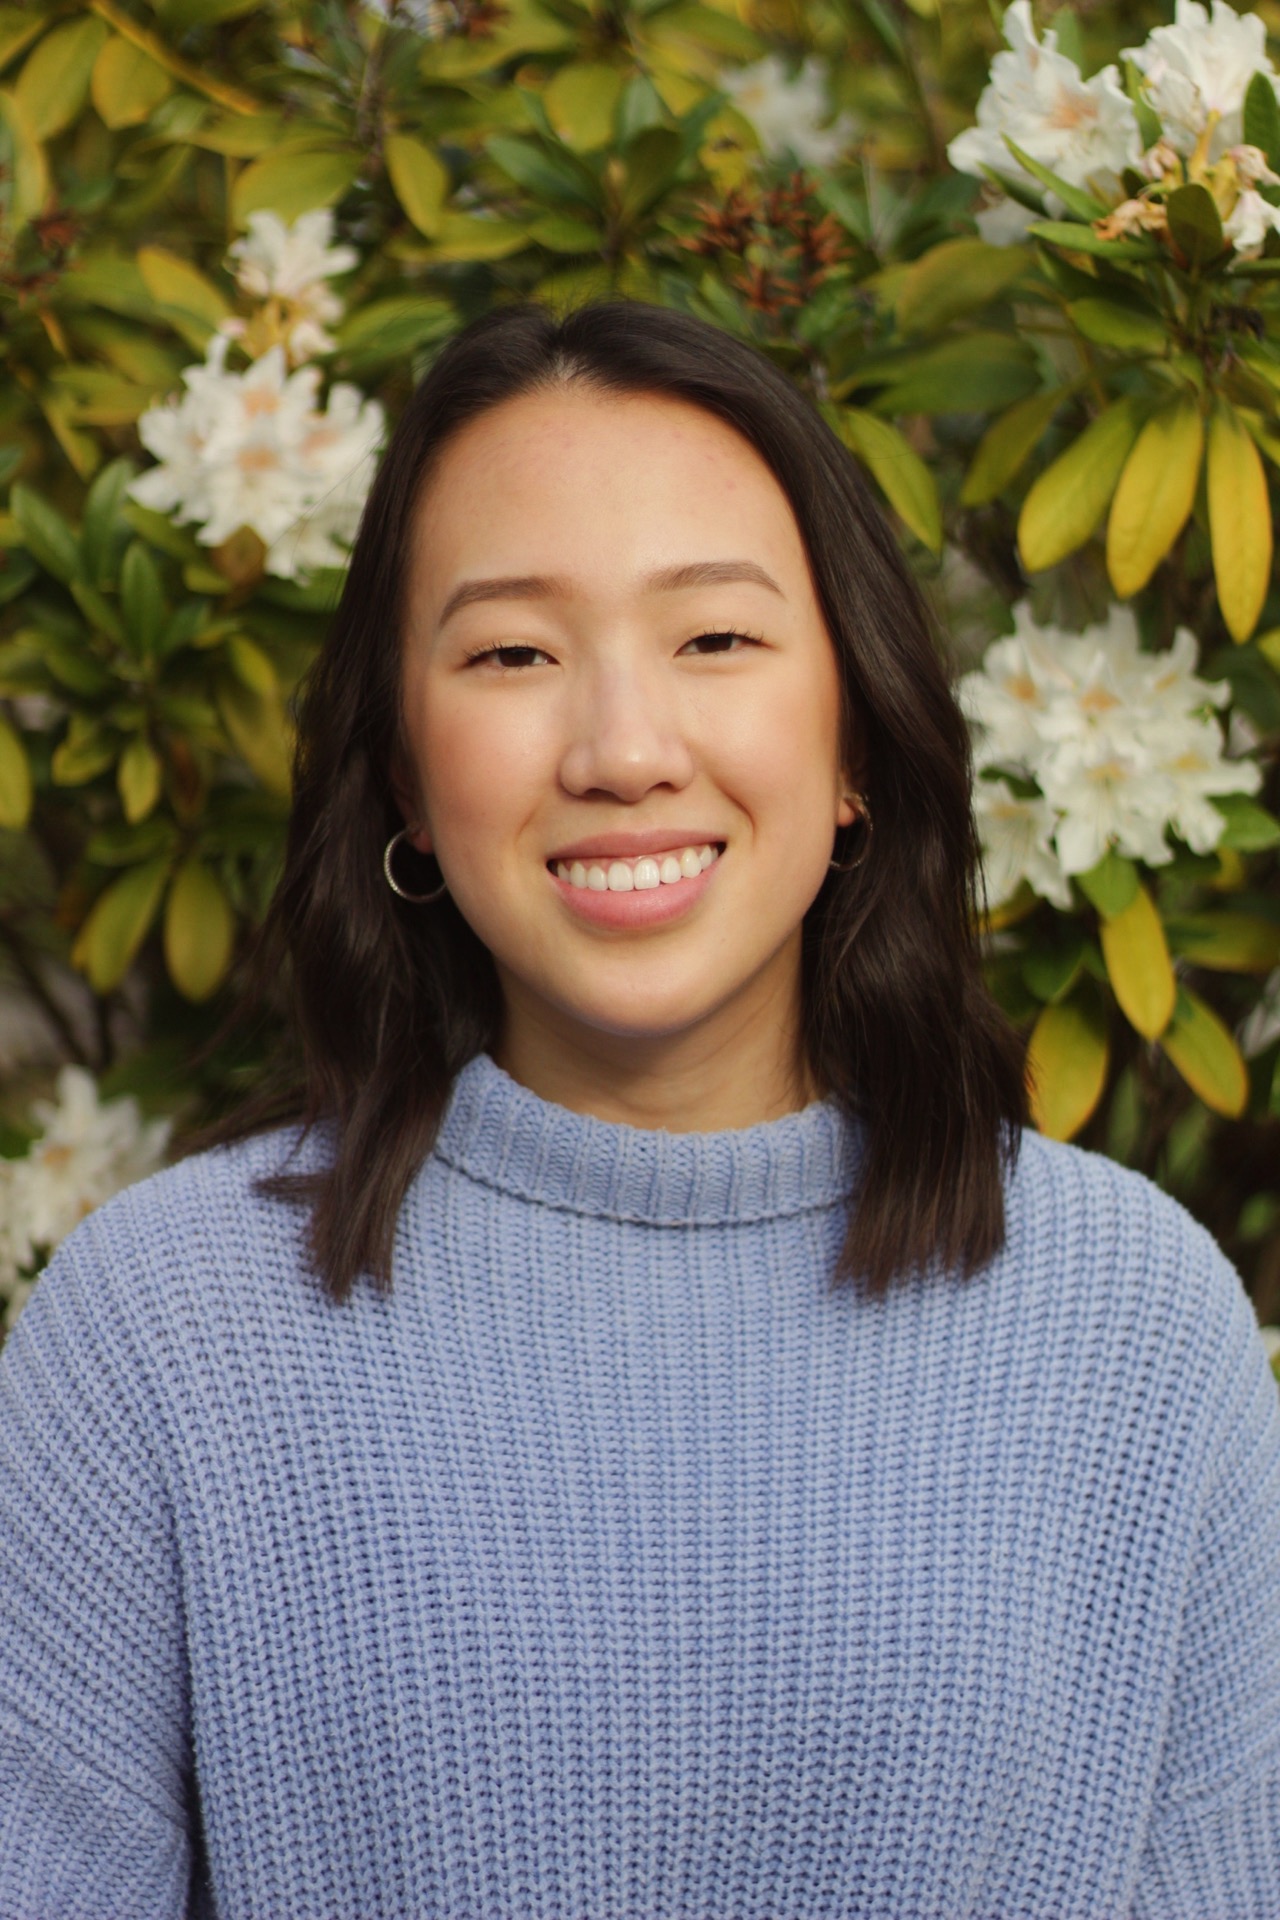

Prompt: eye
[679,627,762,655]
[463,644,552,670]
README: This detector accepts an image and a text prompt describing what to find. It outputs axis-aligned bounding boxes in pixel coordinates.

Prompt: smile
[550,844,721,892]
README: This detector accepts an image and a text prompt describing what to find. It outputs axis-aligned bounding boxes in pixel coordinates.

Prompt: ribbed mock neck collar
[430,1051,861,1227]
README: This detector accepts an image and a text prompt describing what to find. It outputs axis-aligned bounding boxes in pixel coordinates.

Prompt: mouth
[546,842,724,893]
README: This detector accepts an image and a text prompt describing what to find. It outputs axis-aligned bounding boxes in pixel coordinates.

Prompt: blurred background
[1,0,1278,1344]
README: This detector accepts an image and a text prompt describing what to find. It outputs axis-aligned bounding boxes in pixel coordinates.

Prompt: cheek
[710,659,844,835]
[412,688,547,856]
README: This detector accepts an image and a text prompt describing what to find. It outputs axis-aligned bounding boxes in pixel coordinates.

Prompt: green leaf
[14,15,106,141]
[895,237,1029,336]
[90,33,171,130]
[832,407,942,551]
[419,211,529,262]
[0,713,32,830]
[526,211,600,253]
[1210,794,1280,851]
[231,148,361,226]
[1243,71,1280,173]
[617,126,685,221]
[51,714,115,786]
[543,61,624,153]
[1027,981,1110,1141]
[1123,56,1163,150]
[1166,913,1280,973]
[74,856,170,994]
[1166,182,1226,268]
[10,484,81,584]
[120,541,166,655]
[1075,850,1140,918]
[137,246,231,350]
[81,458,138,588]
[216,667,293,795]
[1002,136,1108,222]
[117,736,162,824]
[383,133,449,239]
[1028,220,1158,262]
[1021,923,1088,1004]
[486,133,602,212]
[1017,396,1145,573]
[960,386,1072,506]
[334,296,454,372]
[0,85,49,227]
[163,858,234,1002]
[69,579,126,645]
[861,333,1040,416]
[1066,297,1168,355]
[1159,988,1249,1117]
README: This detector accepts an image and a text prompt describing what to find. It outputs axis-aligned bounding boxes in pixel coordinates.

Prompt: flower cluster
[950,0,1280,257]
[128,205,385,582]
[130,334,384,579]
[959,602,1263,908]
[717,55,859,169]
[0,1068,171,1333]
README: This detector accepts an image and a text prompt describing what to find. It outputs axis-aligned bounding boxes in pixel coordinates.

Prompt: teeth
[553,844,721,892]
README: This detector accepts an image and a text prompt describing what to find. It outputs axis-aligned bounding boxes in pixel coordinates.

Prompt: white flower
[1224,185,1280,254]
[1240,966,1280,1057]
[226,210,358,360]
[718,54,859,168]
[363,0,450,31]
[0,1068,171,1334]
[130,338,385,580]
[974,195,1040,246]
[948,0,1140,227]
[1125,0,1276,158]
[973,777,1073,908]
[961,601,1262,887]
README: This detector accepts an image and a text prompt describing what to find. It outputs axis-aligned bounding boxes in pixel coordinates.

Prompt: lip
[545,828,727,864]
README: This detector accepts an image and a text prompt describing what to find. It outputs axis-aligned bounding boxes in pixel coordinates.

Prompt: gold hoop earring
[383,827,448,903]
[829,793,873,873]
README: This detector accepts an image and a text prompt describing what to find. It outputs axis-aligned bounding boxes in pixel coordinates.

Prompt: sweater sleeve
[1129,1246,1280,1920]
[0,1225,195,1919]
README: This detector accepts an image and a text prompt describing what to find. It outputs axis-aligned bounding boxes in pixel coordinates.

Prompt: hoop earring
[829,793,873,873]
[383,827,448,903]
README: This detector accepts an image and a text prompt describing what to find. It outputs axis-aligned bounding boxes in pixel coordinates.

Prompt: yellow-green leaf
[0,712,32,829]
[1159,989,1249,1117]
[117,736,162,825]
[137,246,231,349]
[1207,401,1273,643]
[413,211,528,262]
[383,132,448,239]
[1027,990,1110,1141]
[231,147,360,226]
[216,668,292,795]
[0,10,44,76]
[1098,882,1176,1039]
[896,237,1029,336]
[960,387,1070,507]
[835,408,942,551]
[1066,297,1167,355]
[1258,626,1280,674]
[1017,396,1144,573]
[90,33,171,130]
[1166,912,1280,973]
[543,62,624,153]
[163,858,234,1002]
[75,856,170,994]
[0,87,49,228]
[1106,395,1204,598]
[14,16,106,141]
[225,633,277,697]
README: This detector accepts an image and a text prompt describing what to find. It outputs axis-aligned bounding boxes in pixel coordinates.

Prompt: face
[395,384,859,1065]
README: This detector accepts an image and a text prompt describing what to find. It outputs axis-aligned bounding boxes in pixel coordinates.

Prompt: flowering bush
[0,0,1277,1340]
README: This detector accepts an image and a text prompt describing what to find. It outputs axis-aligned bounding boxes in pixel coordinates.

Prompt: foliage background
[1,0,1279,1333]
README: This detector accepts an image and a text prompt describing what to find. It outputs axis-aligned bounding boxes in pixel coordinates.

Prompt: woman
[2,298,1278,1918]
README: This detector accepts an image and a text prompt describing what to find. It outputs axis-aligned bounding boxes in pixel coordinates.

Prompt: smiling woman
[3,299,1280,1920]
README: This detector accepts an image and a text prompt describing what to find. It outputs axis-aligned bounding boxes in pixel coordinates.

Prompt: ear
[388,758,433,855]
[835,736,870,828]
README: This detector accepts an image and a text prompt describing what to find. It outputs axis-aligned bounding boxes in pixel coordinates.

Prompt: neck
[492,949,817,1133]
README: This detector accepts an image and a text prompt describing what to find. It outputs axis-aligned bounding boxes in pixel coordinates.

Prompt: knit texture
[2,1050,1279,1918]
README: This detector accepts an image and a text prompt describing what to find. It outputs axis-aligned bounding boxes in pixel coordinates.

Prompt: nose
[558,655,697,803]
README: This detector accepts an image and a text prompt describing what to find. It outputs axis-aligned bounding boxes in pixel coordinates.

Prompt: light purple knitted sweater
[2,1050,1279,1916]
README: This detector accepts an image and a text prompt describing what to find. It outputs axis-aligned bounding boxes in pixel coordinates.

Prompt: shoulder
[997,1127,1259,1407]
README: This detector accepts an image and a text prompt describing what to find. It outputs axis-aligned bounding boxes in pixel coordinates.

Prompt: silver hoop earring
[829,794,873,873]
[383,827,448,903]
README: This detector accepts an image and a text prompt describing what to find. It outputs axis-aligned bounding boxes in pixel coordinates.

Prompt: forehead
[409,386,807,582]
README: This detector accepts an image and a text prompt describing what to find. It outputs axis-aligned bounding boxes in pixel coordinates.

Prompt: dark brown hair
[211,296,1027,1302]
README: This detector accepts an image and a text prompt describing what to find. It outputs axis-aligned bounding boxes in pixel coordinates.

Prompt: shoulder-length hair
[211,296,1027,1303]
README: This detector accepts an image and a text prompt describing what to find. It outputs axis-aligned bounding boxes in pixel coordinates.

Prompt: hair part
[202,297,1028,1302]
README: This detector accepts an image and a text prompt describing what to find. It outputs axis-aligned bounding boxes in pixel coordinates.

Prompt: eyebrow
[437,558,785,629]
